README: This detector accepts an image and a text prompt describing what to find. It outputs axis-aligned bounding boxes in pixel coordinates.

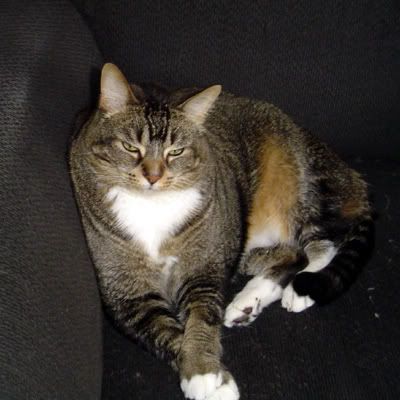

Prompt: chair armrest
[0,1,103,398]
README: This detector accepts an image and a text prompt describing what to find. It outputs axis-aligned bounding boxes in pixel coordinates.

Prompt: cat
[69,63,373,400]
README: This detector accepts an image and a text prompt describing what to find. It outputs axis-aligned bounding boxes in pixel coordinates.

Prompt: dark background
[75,0,400,160]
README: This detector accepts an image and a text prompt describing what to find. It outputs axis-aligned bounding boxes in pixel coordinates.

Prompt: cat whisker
[71,168,123,179]
[93,175,126,180]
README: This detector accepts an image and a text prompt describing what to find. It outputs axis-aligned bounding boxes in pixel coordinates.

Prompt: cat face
[83,63,221,192]
[89,108,204,191]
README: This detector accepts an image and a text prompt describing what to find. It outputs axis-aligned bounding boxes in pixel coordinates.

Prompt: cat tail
[293,214,374,304]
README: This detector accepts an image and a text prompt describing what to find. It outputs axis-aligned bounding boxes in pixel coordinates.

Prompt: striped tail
[293,216,374,304]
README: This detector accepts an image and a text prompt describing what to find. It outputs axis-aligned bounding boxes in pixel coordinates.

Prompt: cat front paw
[181,372,223,400]
[281,283,315,312]
[224,276,282,327]
[206,375,240,400]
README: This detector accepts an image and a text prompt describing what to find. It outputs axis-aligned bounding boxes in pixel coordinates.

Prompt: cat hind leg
[224,275,282,327]
[281,240,337,312]
[224,245,304,327]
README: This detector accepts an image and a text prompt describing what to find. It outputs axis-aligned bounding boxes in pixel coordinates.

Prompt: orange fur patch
[340,198,365,219]
[246,135,299,249]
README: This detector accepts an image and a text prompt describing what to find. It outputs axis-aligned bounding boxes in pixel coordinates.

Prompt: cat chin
[142,185,160,191]
[133,183,182,193]
[139,186,170,194]
[119,183,161,193]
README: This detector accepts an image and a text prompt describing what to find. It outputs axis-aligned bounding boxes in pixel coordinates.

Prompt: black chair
[1,1,399,399]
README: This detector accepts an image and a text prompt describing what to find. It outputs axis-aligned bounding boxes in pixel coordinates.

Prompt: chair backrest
[75,0,400,159]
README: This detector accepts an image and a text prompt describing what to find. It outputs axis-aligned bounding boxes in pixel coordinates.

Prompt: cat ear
[99,63,139,115]
[179,85,222,124]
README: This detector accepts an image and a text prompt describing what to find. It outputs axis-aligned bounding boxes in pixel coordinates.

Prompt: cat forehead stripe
[144,101,170,141]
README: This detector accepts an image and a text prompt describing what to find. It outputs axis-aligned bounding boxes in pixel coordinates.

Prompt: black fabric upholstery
[1,1,399,400]
[74,0,400,159]
[0,1,103,399]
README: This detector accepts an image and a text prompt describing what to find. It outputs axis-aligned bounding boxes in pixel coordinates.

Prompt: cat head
[79,63,221,192]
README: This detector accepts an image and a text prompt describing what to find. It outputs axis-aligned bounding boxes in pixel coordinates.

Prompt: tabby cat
[70,63,373,400]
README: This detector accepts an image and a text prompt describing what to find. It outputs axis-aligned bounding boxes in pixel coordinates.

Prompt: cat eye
[122,142,140,154]
[168,148,185,157]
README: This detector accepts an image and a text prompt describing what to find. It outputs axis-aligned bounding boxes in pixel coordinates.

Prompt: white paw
[206,378,240,400]
[281,283,315,312]
[181,372,223,400]
[224,276,282,327]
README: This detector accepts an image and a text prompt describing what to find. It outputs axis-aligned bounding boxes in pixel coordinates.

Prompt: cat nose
[142,159,165,185]
[144,174,162,185]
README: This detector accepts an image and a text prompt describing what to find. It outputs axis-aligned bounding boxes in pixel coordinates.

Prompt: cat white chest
[106,186,202,260]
